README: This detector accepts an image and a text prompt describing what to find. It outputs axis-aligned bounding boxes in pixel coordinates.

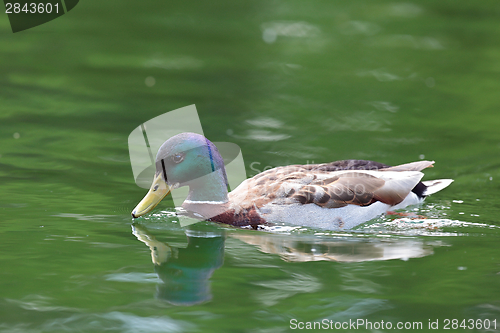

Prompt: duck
[131,132,453,230]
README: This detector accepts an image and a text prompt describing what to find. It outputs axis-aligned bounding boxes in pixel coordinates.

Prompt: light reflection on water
[43,312,194,333]
[2,297,194,332]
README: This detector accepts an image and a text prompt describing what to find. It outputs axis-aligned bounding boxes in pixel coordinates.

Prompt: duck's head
[132,132,228,218]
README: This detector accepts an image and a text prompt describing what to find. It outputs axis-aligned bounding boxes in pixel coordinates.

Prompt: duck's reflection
[132,223,225,306]
[230,233,435,262]
[132,223,439,306]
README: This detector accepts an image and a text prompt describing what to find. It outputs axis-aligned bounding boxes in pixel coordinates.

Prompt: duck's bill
[132,173,171,218]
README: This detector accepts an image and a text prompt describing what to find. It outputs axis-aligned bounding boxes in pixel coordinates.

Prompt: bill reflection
[132,224,225,306]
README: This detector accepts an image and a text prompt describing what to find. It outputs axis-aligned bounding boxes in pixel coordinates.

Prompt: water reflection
[132,224,225,306]
[231,232,436,262]
[132,221,442,306]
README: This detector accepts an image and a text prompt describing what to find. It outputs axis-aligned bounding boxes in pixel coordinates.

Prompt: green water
[1,0,500,332]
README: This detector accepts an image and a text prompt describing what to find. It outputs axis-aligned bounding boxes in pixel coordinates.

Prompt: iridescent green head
[132,133,228,218]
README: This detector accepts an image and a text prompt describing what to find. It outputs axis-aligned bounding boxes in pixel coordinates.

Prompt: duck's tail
[422,179,454,196]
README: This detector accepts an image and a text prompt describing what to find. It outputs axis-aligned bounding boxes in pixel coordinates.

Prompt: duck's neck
[184,169,229,204]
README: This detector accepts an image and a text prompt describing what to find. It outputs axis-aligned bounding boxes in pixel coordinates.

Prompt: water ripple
[252,273,321,306]
[105,273,161,284]
[43,312,194,333]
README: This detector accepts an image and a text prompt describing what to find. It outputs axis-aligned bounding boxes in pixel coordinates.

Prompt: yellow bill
[132,173,171,218]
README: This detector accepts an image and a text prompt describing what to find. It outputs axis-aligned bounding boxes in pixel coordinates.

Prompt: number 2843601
[5,3,60,14]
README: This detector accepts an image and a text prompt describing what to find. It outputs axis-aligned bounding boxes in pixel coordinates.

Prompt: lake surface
[1,0,500,332]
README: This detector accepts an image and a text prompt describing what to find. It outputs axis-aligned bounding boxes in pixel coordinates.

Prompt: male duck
[132,133,453,230]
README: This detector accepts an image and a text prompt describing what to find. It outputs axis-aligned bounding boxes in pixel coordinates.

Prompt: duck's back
[226,160,433,229]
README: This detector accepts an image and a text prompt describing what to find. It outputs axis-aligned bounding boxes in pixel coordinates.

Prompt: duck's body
[132,133,453,230]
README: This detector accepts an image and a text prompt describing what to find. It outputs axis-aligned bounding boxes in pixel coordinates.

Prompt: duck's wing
[229,161,433,210]
[278,169,425,208]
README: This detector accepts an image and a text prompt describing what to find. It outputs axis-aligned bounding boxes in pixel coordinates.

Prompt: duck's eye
[172,153,184,164]
[153,184,159,191]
